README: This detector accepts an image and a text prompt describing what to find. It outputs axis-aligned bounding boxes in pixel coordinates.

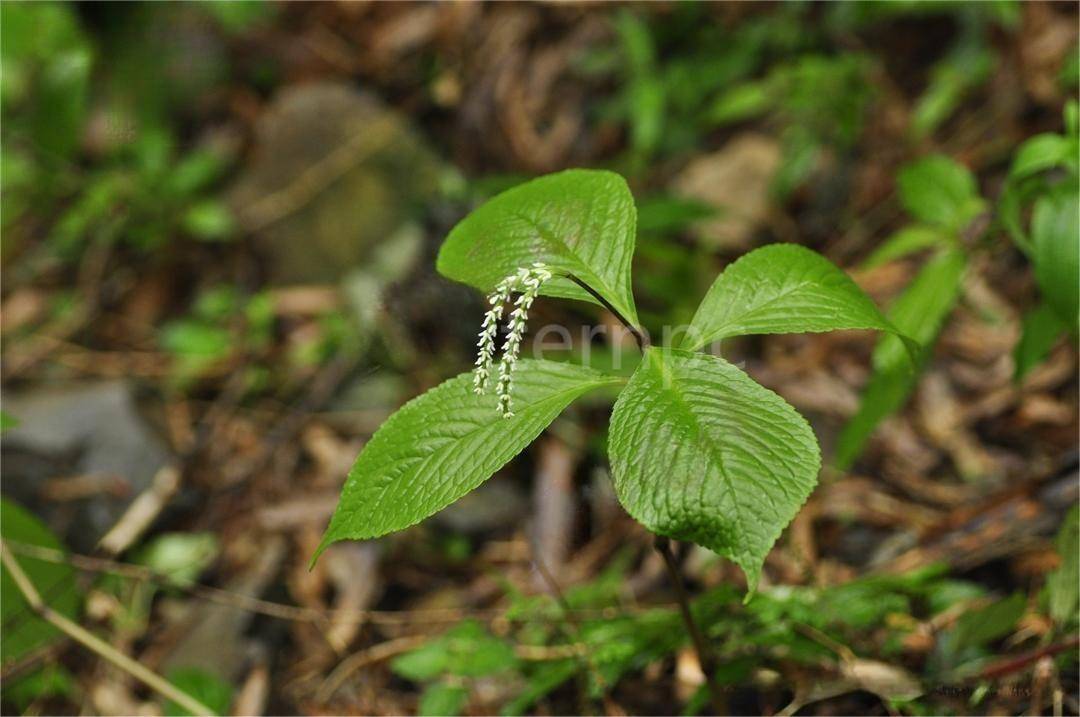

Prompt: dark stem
[654,536,726,716]
[564,273,649,352]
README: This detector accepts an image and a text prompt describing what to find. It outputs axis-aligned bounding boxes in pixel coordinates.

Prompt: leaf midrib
[645,350,750,564]
[505,207,635,323]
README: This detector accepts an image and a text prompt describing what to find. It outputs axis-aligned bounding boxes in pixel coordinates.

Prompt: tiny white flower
[472,263,552,417]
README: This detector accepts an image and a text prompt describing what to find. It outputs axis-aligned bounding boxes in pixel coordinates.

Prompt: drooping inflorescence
[473,263,552,418]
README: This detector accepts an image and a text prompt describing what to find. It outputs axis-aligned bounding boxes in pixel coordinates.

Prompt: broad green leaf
[897,155,984,232]
[437,169,640,326]
[1,498,81,665]
[1014,302,1067,381]
[315,361,620,561]
[862,225,951,269]
[1031,191,1079,328]
[1045,506,1079,626]
[608,348,820,591]
[681,243,908,352]
[835,248,967,469]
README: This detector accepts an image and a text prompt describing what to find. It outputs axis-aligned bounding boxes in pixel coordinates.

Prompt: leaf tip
[309,536,333,570]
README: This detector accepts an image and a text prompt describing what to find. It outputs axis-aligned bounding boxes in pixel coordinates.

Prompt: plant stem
[565,273,722,711]
[654,536,726,716]
[564,273,649,352]
[1,541,214,716]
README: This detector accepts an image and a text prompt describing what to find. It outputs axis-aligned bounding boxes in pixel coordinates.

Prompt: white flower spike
[472,263,552,418]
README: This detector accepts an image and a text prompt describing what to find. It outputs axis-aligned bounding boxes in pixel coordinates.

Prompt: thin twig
[3,539,671,626]
[0,541,213,716]
[977,636,1080,681]
[317,634,430,703]
[564,273,649,352]
[654,536,725,716]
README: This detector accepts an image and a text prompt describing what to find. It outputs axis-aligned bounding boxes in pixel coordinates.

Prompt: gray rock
[229,82,442,284]
[1,381,171,550]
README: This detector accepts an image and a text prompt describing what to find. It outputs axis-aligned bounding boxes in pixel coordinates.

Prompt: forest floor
[1,3,1078,716]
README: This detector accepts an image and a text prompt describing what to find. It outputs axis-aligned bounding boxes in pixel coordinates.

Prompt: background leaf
[1045,506,1079,626]
[682,243,905,351]
[835,248,967,469]
[437,169,640,325]
[315,361,621,561]
[608,348,820,591]
[1014,302,1067,381]
[0,498,81,665]
[1031,191,1079,328]
[862,225,951,269]
[896,155,984,232]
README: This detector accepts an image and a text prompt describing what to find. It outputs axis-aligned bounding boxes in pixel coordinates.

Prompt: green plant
[1001,102,1079,378]
[837,121,1080,468]
[315,170,908,580]
[159,285,275,388]
[836,155,986,470]
[316,170,912,707]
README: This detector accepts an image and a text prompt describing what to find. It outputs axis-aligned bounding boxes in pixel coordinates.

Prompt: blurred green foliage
[164,667,233,717]
[837,155,983,470]
[1,2,250,265]
[0,499,81,666]
[1002,102,1080,378]
[386,556,1073,714]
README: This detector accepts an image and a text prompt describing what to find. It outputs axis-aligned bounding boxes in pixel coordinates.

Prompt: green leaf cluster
[1,3,239,265]
[836,155,983,469]
[319,169,908,590]
[396,563,985,713]
[1001,103,1080,378]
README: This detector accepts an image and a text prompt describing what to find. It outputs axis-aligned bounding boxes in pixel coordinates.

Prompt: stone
[229,82,442,284]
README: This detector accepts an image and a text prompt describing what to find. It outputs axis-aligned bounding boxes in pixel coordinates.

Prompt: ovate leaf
[437,169,640,325]
[835,248,967,469]
[315,361,620,561]
[897,155,984,232]
[608,348,820,591]
[1031,191,1079,328]
[682,243,907,352]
